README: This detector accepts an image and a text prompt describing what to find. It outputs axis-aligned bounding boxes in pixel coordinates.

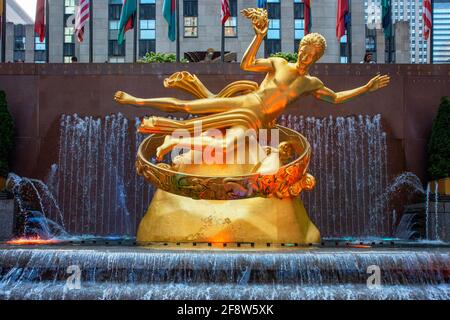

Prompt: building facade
[3,0,366,64]
[365,0,427,63]
[432,0,450,63]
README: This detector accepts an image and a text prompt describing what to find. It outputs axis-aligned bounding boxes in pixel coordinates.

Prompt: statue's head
[296,33,327,72]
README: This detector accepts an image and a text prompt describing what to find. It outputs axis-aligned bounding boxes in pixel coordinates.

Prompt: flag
[118,0,137,45]
[381,0,392,38]
[423,0,432,40]
[35,0,46,43]
[75,0,90,42]
[257,0,267,8]
[336,0,349,40]
[163,0,176,41]
[221,0,230,25]
[304,0,312,35]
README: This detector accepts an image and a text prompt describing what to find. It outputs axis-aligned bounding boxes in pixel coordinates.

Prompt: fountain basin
[0,246,448,300]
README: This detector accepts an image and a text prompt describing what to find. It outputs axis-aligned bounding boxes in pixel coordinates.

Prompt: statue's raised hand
[241,8,268,37]
[366,74,390,92]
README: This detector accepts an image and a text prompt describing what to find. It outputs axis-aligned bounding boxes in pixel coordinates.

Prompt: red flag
[221,0,230,25]
[35,0,46,43]
[336,0,349,40]
[304,0,311,35]
[423,0,432,40]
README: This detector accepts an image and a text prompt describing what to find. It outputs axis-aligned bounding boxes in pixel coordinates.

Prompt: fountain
[0,7,447,301]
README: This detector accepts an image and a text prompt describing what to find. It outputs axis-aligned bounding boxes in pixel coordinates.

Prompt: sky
[17,0,37,21]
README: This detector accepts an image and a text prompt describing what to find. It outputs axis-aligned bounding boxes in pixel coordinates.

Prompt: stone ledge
[0,63,449,76]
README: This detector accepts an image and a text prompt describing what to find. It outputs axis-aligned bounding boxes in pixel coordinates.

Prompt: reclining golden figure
[114,8,389,162]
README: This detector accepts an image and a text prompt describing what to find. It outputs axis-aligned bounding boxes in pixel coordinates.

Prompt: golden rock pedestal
[135,126,320,244]
[137,189,320,244]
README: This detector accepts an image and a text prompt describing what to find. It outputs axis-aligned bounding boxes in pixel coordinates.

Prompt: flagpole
[133,0,137,63]
[389,0,393,63]
[176,0,180,62]
[221,24,225,62]
[430,0,434,64]
[89,0,93,63]
[1,0,6,63]
[348,0,352,63]
[45,0,49,63]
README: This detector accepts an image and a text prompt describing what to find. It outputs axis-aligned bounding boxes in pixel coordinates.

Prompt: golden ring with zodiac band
[135,125,316,201]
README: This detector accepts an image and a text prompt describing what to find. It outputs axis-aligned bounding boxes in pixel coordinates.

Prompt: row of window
[23,0,445,63]
[107,0,301,61]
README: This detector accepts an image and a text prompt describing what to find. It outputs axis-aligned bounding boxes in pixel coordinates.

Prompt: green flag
[163,0,176,41]
[118,0,137,45]
[381,0,392,38]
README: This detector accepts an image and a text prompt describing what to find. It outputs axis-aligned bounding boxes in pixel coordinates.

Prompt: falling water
[386,175,442,241]
[0,248,448,300]
[45,113,154,236]
[434,182,440,241]
[6,173,67,238]
[281,114,389,238]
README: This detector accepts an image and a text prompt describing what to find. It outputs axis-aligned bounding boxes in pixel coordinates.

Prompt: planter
[429,178,450,196]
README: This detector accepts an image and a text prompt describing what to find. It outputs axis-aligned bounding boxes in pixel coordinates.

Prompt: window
[340,34,348,63]
[35,37,46,63]
[225,0,238,37]
[109,40,126,56]
[14,24,26,62]
[365,27,376,59]
[265,0,281,56]
[109,0,126,62]
[184,0,198,37]
[64,0,76,63]
[294,0,304,52]
[139,0,156,57]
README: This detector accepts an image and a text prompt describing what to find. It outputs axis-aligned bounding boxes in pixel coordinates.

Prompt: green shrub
[427,96,450,180]
[0,90,14,178]
[138,52,188,63]
[270,52,298,63]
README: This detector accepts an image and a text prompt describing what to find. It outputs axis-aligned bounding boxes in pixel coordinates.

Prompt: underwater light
[6,237,61,245]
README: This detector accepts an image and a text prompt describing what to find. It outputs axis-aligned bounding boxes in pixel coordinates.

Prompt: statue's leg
[156,125,251,160]
[115,91,244,114]
[139,104,261,135]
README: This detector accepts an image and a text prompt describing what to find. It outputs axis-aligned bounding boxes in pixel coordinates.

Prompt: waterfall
[0,248,448,300]
[47,113,154,236]
[283,114,389,238]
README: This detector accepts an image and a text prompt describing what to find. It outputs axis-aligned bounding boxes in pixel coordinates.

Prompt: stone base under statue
[137,189,320,244]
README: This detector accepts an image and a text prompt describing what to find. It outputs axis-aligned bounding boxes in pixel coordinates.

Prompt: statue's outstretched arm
[313,74,390,104]
[240,8,273,73]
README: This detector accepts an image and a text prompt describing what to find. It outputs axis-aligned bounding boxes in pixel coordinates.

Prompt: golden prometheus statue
[114,8,390,245]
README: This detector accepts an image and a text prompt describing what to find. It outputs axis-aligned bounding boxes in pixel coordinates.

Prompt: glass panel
[184,0,198,17]
[139,39,156,57]
[267,29,280,39]
[140,30,156,40]
[294,29,304,39]
[140,4,156,20]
